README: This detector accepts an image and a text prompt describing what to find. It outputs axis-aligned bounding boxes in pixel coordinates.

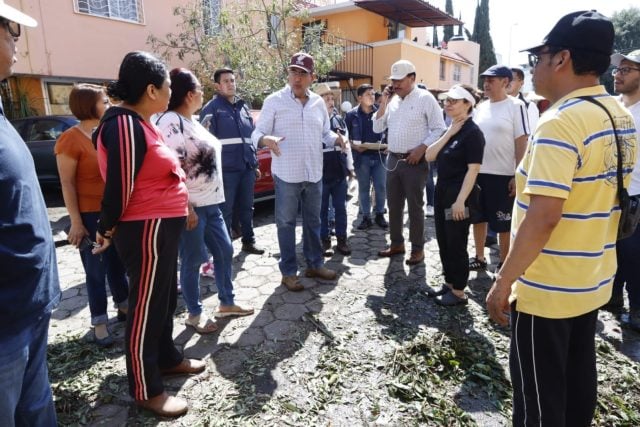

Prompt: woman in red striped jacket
[92,51,204,417]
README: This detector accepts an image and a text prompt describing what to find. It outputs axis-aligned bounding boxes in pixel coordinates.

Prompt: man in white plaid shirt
[252,52,345,291]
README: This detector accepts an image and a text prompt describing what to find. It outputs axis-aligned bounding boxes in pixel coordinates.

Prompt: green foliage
[470,0,497,87]
[604,7,640,93]
[147,0,344,107]
[612,7,640,53]
[443,0,454,43]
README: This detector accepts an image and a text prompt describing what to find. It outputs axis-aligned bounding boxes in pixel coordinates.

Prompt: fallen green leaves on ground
[47,334,127,425]
[594,338,640,426]
[386,328,511,426]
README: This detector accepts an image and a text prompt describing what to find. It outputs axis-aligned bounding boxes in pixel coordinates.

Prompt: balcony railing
[322,33,374,81]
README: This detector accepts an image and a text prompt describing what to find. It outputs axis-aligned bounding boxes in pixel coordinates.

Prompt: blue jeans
[321,177,348,239]
[80,212,129,325]
[355,153,386,217]
[0,313,56,427]
[274,176,323,276]
[221,168,256,244]
[180,204,235,311]
[613,224,640,310]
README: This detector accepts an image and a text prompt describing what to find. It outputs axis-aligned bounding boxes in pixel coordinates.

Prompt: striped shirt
[510,86,637,319]
[372,87,445,153]
[251,85,337,183]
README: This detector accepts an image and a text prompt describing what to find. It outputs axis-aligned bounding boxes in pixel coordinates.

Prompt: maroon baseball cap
[288,52,314,74]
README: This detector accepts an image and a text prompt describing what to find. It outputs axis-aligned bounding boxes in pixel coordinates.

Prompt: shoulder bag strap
[575,95,626,202]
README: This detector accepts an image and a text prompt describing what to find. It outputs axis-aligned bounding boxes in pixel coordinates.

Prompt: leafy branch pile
[386,329,511,425]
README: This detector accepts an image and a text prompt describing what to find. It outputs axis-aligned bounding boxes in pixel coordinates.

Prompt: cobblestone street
[45,187,640,426]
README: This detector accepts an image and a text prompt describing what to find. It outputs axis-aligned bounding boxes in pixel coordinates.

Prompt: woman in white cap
[425,84,485,306]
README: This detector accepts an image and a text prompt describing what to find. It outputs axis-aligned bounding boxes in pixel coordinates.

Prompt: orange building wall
[319,9,388,44]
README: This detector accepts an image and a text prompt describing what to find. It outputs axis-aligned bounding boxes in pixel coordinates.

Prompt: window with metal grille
[75,0,144,24]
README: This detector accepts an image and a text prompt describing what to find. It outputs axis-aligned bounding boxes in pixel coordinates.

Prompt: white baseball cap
[389,60,416,80]
[441,85,476,106]
[611,49,640,67]
[0,0,37,27]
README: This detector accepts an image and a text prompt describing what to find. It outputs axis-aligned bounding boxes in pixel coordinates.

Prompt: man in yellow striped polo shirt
[486,10,637,426]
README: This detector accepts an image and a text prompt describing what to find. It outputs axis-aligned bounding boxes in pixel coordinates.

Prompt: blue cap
[480,65,513,81]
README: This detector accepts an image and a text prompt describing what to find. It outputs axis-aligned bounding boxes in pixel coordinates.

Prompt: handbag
[577,96,640,240]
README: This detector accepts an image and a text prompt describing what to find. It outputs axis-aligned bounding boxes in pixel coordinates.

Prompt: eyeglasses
[612,66,640,76]
[443,98,460,104]
[288,69,309,77]
[0,18,20,38]
[528,48,563,68]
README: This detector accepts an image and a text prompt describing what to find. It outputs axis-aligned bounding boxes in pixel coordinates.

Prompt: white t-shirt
[625,99,640,196]
[474,96,529,175]
[156,111,225,207]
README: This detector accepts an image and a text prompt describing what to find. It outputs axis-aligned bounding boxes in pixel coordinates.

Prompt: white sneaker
[425,205,435,217]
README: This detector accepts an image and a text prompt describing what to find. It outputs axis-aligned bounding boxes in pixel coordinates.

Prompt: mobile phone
[78,236,99,251]
[386,85,395,95]
[444,207,470,220]
[200,114,213,129]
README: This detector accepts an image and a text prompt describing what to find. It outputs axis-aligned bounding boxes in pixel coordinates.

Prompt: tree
[443,0,454,43]
[602,7,640,93]
[432,25,439,47]
[470,0,497,87]
[612,6,640,53]
[148,0,343,106]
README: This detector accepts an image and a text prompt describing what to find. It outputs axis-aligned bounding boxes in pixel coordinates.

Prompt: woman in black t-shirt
[425,85,485,306]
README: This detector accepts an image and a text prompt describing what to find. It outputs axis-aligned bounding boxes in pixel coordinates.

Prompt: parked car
[250,109,274,202]
[10,115,79,185]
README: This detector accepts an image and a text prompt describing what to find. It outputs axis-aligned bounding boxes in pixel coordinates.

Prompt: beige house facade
[5,0,478,117]
[6,0,193,116]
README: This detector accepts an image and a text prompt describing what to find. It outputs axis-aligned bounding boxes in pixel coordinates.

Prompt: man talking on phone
[374,60,446,265]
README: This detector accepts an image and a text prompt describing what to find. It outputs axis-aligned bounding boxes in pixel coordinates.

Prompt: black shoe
[336,237,351,255]
[426,285,451,298]
[374,214,388,229]
[241,243,265,255]
[117,309,127,322]
[436,291,468,306]
[357,216,373,230]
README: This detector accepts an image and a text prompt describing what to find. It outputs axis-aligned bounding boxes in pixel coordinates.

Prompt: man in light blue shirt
[252,52,345,291]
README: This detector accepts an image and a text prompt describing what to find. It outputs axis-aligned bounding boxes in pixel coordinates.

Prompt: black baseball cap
[480,65,513,81]
[521,10,613,55]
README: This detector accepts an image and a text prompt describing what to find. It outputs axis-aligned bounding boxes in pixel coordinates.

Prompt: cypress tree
[471,0,497,87]
[433,25,439,47]
[443,0,454,42]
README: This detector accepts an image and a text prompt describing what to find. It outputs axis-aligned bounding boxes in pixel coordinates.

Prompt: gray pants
[386,154,429,251]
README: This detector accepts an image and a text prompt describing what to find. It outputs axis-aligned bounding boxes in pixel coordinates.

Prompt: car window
[10,119,28,137]
[25,119,72,142]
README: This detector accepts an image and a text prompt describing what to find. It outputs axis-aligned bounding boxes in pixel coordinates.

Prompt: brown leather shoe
[336,237,351,255]
[378,245,405,257]
[305,266,337,280]
[281,275,304,292]
[161,358,206,376]
[136,392,188,417]
[405,250,425,265]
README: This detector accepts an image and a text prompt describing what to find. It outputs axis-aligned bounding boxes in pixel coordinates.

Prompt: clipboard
[357,142,385,150]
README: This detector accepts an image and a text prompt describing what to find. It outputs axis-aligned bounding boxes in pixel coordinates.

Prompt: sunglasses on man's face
[0,18,20,38]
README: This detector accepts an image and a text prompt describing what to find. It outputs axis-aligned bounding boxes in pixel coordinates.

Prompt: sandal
[469,256,487,271]
[184,315,218,334]
[214,305,255,318]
